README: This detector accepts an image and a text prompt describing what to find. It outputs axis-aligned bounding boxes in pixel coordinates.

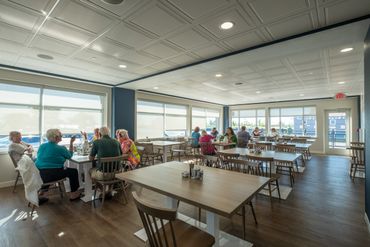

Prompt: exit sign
[335,92,346,100]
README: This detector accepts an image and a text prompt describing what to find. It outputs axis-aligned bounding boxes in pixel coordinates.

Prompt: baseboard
[0,180,22,188]
[365,213,370,234]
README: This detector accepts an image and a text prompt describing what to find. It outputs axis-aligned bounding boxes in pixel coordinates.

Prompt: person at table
[210,128,219,138]
[35,129,81,200]
[89,127,122,180]
[191,126,201,148]
[270,128,279,138]
[8,131,34,163]
[223,127,237,146]
[237,126,251,148]
[199,130,216,155]
[116,129,140,170]
[252,127,261,137]
[92,128,100,141]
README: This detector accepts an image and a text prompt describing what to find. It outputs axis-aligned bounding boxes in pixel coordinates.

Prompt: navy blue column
[112,87,136,139]
[364,26,370,223]
[223,106,229,133]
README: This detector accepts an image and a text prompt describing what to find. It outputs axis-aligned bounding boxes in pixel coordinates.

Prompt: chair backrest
[291,138,307,143]
[216,151,240,161]
[255,142,272,151]
[266,136,277,142]
[275,144,296,153]
[186,154,205,166]
[245,155,274,177]
[132,192,178,247]
[224,158,250,172]
[350,142,365,147]
[137,142,155,154]
[203,155,220,167]
[349,146,365,165]
[199,142,216,155]
[97,156,125,179]
[247,143,254,149]
[8,151,18,169]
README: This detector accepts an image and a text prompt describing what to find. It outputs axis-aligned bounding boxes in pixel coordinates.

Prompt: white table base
[67,160,94,202]
[162,145,169,163]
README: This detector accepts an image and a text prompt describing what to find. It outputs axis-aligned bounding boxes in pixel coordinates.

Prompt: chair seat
[159,219,215,247]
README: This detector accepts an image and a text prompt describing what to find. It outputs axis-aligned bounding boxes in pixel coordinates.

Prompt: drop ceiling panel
[0,22,31,44]
[31,35,79,56]
[223,31,264,50]
[9,0,51,12]
[267,14,314,39]
[129,4,185,36]
[167,28,211,50]
[324,0,370,25]
[168,0,228,19]
[87,0,144,18]
[167,53,200,65]
[143,42,182,59]
[0,3,41,30]
[193,44,228,58]
[89,38,131,58]
[105,22,153,48]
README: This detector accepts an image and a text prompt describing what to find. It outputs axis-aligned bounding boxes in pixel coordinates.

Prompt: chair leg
[249,201,257,225]
[268,183,272,202]
[198,207,201,222]
[101,185,106,209]
[13,171,20,193]
[93,185,98,208]
[289,169,293,187]
[120,181,128,204]
[275,179,281,200]
[242,205,246,240]
[353,165,358,181]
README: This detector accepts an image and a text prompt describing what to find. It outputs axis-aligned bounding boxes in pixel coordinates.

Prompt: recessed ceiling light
[41,10,47,15]
[256,90,261,94]
[340,47,353,53]
[220,21,234,30]
[299,93,305,96]
[37,54,53,60]
[153,87,159,90]
[338,81,346,85]
[215,73,222,77]
[118,64,127,68]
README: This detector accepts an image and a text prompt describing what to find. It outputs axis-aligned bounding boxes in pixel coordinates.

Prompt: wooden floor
[0,155,369,247]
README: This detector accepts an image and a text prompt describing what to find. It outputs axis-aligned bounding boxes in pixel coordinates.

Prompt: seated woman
[35,129,81,200]
[116,129,140,170]
[252,127,261,137]
[199,130,216,155]
[223,127,237,148]
[8,131,34,163]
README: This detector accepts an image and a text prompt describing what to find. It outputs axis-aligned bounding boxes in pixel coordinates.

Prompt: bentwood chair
[171,142,189,161]
[8,151,21,193]
[349,146,365,180]
[350,142,365,148]
[138,142,163,165]
[275,144,297,187]
[255,142,272,151]
[216,151,240,169]
[224,158,259,239]
[132,192,215,247]
[93,156,127,208]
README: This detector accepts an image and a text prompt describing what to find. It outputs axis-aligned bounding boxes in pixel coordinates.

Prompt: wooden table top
[116,161,270,218]
[221,148,302,163]
[70,155,91,164]
[256,141,311,149]
[212,141,236,147]
[140,141,184,146]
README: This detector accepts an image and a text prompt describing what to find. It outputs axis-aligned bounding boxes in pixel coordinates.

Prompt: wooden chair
[216,152,240,169]
[247,143,254,149]
[203,155,220,168]
[199,142,216,155]
[291,138,307,143]
[93,156,128,208]
[274,144,297,187]
[245,155,281,201]
[255,142,272,151]
[132,192,215,247]
[8,151,21,193]
[350,142,365,147]
[185,154,205,166]
[138,142,163,165]
[349,146,365,180]
[224,158,258,239]
[171,142,189,161]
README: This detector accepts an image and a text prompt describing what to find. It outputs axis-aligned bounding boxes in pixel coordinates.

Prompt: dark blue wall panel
[223,106,229,133]
[112,87,135,139]
[365,25,370,223]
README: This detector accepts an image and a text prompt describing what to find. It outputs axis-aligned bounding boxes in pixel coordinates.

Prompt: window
[269,106,317,136]
[0,83,105,151]
[231,109,266,133]
[191,107,220,132]
[137,101,187,139]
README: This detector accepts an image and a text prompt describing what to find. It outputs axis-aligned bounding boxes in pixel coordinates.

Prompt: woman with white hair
[8,131,34,163]
[35,129,81,200]
[116,129,140,169]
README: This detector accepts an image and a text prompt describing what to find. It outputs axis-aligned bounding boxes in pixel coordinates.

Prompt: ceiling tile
[122,51,158,66]
[168,0,228,19]
[193,44,227,58]
[105,22,153,48]
[223,31,264,50]
[129,4,185,36]
[143,42,182,59]
[201,9,254,39]
[89,38,130,58]
[0,3,41,30]
[167,28,210,50]
[87,0,144,18]
[324,0,370,25]
[31,35,78,56]
[0,22,31,44]
[9,0,51,12]
[53,0,114,34]
[167,53,199,65]
[267,14,313,39]
[248,0,308,22]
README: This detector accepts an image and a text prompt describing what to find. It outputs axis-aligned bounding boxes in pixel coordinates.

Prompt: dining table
[147,140,184,163]
[116,161,270,246]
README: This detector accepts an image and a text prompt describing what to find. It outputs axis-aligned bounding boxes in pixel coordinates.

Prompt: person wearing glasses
[35,129,81,201]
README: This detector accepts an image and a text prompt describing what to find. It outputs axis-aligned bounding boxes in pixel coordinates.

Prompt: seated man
[237,126,251,148]
[89,127,122,180]
[8,131,34,163]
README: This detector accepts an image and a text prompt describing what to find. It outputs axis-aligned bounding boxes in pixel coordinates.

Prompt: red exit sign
[335,92,346,100]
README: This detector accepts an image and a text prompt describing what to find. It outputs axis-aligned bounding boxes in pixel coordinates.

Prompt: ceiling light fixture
[338,81,346,85]
[37,54,53,60]
[41,10,47,15]
[340,47,353,53]
[101,0,124,4]
[118,64,127,68]
[215,73,222,77]
[256,90,261,94]
[153,87,159,90]
[220,21,234,30]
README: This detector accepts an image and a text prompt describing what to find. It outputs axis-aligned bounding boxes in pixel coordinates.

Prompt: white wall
[229,97,360,154]
[0,68,112,187]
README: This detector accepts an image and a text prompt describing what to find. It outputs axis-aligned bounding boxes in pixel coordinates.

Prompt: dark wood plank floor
[0,155,369,247]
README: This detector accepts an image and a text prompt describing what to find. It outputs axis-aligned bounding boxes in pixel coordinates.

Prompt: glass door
[325,110,350,154]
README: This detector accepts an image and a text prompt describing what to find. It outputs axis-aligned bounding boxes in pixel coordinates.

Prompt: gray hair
[99,127,110,136]
[46,129,61,142]
[117,129,129,139]
[9,131,21,141]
